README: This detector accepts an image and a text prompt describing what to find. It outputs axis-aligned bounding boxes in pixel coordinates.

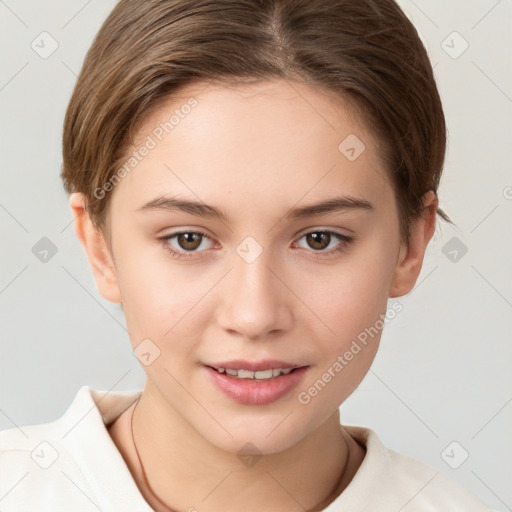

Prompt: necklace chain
[130,396,350,512]
[131,396,178,512]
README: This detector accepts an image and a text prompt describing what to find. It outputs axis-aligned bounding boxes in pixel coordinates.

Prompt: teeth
[216,367,295,380]
[254,369,273,379]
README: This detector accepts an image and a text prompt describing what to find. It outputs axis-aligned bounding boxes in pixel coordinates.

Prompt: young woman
[0,0,496,510]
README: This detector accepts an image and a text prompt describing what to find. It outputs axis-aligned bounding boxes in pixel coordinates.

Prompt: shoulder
[0,385,145,511]
[0,387,101,510]
[383,445,491,511]
[323,426,497,512]
[0,420,90,510]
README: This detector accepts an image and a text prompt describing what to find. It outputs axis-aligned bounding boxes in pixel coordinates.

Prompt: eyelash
[158,229,354,260]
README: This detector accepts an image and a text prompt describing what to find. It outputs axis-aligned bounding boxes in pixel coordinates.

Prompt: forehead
[110,79,395,218]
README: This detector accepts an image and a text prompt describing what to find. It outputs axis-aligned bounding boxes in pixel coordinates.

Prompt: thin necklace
[130,397,350,512]
[309,427,351,511]
[131,396,178,512]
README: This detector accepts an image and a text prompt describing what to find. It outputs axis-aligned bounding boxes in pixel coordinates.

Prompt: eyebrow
[137,194,374,222]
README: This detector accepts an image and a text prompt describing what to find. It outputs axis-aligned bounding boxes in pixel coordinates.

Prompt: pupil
[307,232,330,250]
[179,233,201,250]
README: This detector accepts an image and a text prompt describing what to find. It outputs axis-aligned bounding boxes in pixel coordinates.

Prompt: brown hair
[61,0,452,247]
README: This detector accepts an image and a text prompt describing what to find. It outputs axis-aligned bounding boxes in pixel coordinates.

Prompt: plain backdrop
[0,1,511,510]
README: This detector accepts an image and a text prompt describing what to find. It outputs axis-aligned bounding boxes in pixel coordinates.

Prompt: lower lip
[203,366,309,406]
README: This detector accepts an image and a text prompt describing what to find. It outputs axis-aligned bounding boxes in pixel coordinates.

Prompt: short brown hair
[61,0,452,246]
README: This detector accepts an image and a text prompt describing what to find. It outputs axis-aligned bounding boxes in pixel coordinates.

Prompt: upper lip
[205,359,307,371]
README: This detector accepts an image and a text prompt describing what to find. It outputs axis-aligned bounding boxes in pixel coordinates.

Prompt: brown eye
[177,232,203,251]
[160,230,215,258]
[295,230,354,258]
[306,232,332,250]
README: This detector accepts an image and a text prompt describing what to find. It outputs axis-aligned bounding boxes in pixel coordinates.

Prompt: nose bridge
[217,238,290,339]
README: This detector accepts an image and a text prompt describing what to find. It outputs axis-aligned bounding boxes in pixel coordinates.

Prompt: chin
[195,413,314,456]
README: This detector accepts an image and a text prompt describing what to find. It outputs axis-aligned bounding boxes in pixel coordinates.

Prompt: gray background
[0,0,511,510]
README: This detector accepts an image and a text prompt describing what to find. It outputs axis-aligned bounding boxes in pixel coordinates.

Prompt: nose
[216,247,293,341]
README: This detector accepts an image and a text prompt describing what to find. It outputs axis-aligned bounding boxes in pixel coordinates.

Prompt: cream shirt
[0,386,496,511]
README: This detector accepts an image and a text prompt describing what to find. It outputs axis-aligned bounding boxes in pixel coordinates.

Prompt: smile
[203,361,310,405]
[212,367,295,380]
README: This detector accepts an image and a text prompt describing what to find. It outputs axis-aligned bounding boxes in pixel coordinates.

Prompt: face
[94,79,409,453]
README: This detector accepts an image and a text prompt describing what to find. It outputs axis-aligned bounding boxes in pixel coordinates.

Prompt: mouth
[203,360,310,405]
[206,366,301,380]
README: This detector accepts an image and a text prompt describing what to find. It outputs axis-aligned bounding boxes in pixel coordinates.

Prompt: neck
[118,380,364,512]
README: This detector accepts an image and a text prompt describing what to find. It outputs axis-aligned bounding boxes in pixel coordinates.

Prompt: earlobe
[389,191,438,298]
[69,193,122,303]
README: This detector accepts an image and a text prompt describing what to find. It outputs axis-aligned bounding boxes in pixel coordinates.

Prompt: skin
[70,79,438,511]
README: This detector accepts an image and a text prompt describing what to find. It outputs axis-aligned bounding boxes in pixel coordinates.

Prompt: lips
[203,359,309,405]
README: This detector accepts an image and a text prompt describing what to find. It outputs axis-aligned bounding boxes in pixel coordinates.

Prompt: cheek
[293,255,393,413]
[298,245,395,344]
[113,240,210,348]
[114,218,397,353]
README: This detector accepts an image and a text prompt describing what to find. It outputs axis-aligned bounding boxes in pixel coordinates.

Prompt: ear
[69,193,122,303]
[389,190,438,298]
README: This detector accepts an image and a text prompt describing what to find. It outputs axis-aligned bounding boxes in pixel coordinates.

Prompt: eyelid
[159,229,217,259]
[292,229,354,256]
[159,227,354,260]
[294,226,352,239]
